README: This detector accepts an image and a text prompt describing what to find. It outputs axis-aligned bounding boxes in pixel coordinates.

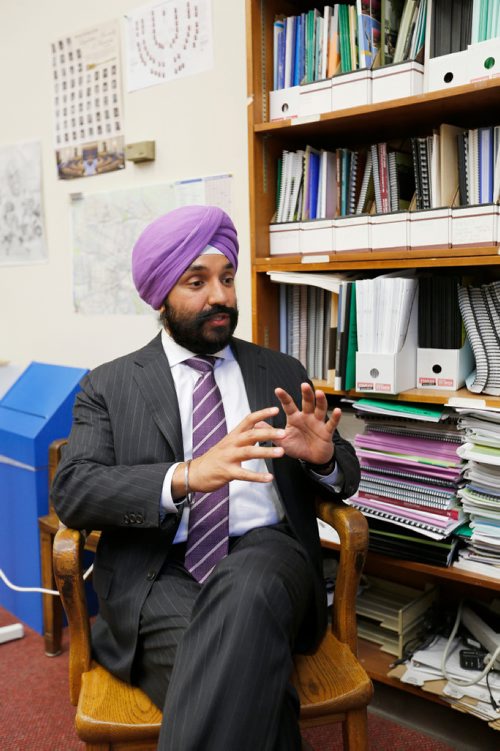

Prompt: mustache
[196,305,237,322]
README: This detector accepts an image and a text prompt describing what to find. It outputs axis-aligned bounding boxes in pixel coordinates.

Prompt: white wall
[0,0,250,370]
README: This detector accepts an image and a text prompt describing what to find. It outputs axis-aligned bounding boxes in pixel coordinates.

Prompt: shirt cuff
[161,462,185,515]
[306,460,344,493]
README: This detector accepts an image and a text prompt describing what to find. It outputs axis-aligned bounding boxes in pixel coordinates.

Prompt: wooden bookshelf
[246,0,500,717]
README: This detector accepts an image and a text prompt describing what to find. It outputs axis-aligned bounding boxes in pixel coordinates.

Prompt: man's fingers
[300,383,316,414]
[313,389,328,419]
[236,406,279,432]
[326,407,342,434]
[236,467,274,483]
[274,387,298,415]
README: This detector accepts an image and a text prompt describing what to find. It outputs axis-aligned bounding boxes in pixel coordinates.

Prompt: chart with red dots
[125,0,214,92]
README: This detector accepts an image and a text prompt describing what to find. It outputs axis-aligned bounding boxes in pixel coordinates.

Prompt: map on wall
[51,20,126,180]
[0,141,47,266]
[71,174,232,314]
[124,0,214,91]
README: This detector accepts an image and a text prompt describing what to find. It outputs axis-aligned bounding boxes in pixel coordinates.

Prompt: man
[52,205,360,751]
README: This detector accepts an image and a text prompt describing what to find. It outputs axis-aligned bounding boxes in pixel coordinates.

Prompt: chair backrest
[48,438,68,514]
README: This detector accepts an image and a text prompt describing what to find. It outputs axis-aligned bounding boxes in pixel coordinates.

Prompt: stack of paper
[389,635,500,729]
[356,274,417,355]
[452,407,500,580]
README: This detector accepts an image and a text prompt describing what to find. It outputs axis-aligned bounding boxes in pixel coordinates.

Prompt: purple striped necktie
[184,356,229,583]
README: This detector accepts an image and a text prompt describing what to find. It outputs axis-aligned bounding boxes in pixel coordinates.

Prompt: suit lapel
[231,338,282,475]
[132,334,184,460]
[231,338,271,415]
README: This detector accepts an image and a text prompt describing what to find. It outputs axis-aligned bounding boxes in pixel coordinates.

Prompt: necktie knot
[185,356,216,375]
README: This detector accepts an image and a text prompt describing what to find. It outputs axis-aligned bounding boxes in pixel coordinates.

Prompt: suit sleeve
[52,373,174,531]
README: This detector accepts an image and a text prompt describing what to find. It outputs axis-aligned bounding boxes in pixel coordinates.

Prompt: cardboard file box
[425,49,469,92]
[417,341,474,391]
[300,219,334,254]
[356,288,418,394]
[269,222,300,255]
[331,69,371,112]
[409,208,451,250]
[372,61,424,103]
[298,79,332,118]
[334,214,370,252]
[269,86,300,121]
[451,204,498,247]
[370,212,409,251]
[466,38,500,82]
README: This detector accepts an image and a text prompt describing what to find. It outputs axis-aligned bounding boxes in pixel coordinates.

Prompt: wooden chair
[53,453,373,750]
[38,439,100,656]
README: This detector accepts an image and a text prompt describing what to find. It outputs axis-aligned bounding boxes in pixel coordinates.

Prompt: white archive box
[300,219,334,254]
[298,79,332,117]
[466,38,500,82]
[451,204,498,247]
[356,289,418,395]
[417,341,474,391]
[269,86,300,121]
[370,212,409,251]
[372,61,424,103]
[331,69,371,112]
[269,223,300,255]
[409,208,451,249]
[425,50,469,92]
[333,214,370,252]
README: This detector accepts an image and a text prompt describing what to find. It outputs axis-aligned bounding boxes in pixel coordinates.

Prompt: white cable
[441,600,500,687]
[0,564,94,597]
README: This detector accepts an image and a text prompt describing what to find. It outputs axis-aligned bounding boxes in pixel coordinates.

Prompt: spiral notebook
[349,496,464,540]
[458,280,500,396]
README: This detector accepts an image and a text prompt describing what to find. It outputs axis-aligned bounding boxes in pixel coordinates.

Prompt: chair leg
[342,707,369,751]
[40,529,63,656]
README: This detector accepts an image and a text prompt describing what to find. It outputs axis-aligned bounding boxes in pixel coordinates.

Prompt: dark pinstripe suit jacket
[52,333,360,683]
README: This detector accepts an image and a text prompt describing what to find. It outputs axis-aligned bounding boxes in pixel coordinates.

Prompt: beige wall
[0,0,250,370]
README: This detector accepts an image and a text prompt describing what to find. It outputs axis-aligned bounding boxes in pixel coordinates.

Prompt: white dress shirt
[159,330,342,543]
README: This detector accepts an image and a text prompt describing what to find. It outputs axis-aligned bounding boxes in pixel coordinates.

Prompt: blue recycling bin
[0,361,87,633]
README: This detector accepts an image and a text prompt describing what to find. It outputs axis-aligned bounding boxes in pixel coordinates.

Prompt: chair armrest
[316,498,369,655]
[53,526,91,706]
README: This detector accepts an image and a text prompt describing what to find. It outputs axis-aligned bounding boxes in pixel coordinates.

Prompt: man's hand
[185,407,286,494]
[272,383,341,466]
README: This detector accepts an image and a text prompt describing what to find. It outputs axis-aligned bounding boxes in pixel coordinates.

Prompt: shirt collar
[161,328,234,367]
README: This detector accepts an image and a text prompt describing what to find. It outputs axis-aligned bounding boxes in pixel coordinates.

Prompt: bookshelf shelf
[357,638,452,707]
[254,248,500,267]
[254,77,500,145]
[247,0,500,720]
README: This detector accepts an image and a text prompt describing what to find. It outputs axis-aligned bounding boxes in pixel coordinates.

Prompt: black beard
[161,303,239,354]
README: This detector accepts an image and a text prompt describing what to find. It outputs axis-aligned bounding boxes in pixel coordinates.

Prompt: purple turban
[132,205,239,309]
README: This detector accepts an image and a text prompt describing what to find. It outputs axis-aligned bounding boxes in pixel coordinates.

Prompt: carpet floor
[0,606,456,750]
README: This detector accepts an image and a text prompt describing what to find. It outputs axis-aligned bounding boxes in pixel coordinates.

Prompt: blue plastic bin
[0,361,87,632]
